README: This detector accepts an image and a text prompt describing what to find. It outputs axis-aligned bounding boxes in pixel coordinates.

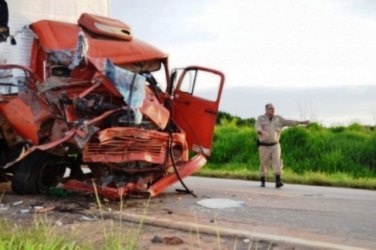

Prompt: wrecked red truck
[0,14,224,199]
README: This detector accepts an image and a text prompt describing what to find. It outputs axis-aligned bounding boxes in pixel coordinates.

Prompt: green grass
[205,121,376,189]
[197,163,376,189]
[0,215,144,250]
[0,218,80,250]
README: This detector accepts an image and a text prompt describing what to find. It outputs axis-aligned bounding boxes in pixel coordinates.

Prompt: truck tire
[11,150,65,194]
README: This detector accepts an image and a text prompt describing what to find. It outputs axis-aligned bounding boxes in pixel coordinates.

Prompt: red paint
[0,14,224,199]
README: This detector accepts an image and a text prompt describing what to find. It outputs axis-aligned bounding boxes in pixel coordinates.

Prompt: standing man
[255,103,309,188]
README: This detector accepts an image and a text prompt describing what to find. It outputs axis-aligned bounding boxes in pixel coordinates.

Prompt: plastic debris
[12,200,23,206]
[20,209,30,214]
[48,187,70,197]
[197,198,245,209]
[55,220,63,226]
[80,215,98,221]
[0,204,9,212]
[34,206,55,213]
[243,239,250,244]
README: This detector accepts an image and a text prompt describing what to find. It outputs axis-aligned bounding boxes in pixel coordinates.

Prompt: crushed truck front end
[0,14,224,199]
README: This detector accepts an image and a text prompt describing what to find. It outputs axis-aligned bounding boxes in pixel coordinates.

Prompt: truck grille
[83,127,169,164]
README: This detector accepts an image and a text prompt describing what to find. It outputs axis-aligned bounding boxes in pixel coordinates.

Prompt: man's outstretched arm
[279,116,310,127]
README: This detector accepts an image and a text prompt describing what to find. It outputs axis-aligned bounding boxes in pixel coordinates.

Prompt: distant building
[0,0,109,66]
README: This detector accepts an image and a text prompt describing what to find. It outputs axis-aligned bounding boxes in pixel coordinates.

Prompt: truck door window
[150,65,167,92]
[179,69,221,102]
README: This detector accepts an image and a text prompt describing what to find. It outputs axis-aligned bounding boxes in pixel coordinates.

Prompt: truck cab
[0,13,224,198]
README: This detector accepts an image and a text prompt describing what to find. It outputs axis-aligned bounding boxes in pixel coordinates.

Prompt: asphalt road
[1,176,375,249]
[140,176,376,249]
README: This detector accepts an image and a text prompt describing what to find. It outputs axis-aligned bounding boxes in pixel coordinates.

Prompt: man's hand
[257,130,268,137]
[300,120,310,125]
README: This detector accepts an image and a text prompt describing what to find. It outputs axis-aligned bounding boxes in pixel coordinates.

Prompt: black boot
[260,177,265,187]
[275,175,284,188]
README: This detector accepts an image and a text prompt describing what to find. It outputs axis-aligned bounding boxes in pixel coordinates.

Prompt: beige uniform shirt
[255,115,299,143]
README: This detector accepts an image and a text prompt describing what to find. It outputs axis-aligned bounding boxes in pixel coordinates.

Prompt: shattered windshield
[120,60,167,92]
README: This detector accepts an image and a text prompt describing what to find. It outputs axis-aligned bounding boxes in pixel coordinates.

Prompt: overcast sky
[111,0,376,125]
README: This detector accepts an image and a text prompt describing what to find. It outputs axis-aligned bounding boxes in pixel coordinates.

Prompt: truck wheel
[11,150,65,194]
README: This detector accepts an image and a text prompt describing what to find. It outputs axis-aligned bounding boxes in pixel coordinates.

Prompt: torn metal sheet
[47,30,88,69]
[2,108,122,169]
[69,31,88,69]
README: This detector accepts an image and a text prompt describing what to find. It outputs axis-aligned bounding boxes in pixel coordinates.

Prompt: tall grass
[0,218,80,250]
[210,121,376,179]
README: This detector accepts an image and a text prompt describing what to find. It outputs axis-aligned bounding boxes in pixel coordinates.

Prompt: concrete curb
[103,211,367,250]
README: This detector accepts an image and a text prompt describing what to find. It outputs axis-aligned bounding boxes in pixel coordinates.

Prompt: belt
[257,140,279,147]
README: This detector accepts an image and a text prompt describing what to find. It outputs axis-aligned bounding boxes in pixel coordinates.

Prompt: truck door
[171,66,224,157]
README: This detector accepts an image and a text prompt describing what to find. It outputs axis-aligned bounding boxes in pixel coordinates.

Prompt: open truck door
[171,66,224,157]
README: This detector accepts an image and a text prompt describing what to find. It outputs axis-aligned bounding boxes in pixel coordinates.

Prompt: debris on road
[34,206,55,213]
[47,187,70,197]
[80,215,98,221]
[163,208,173,214]
[151,235,184,245]
[12,201,23,206]
[0,204,9,212]
[20,209,30,214]
[163,236,184,245]
[151,235,163,243]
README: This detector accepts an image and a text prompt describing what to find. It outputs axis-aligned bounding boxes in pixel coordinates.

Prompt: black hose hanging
[167,126,197,198]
